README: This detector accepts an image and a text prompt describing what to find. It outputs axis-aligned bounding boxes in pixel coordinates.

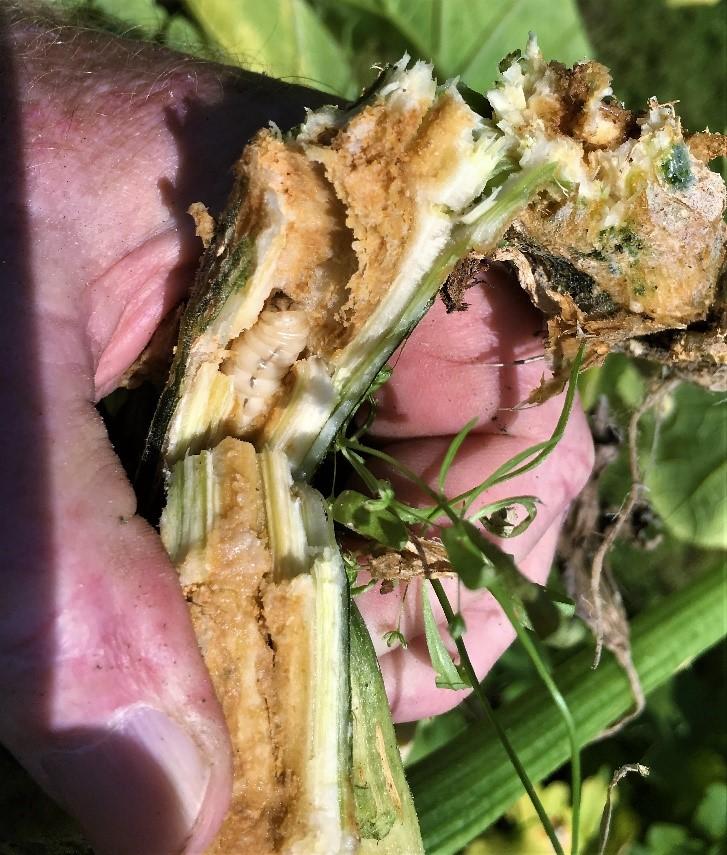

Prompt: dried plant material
[596,764,650,855]
[560,402,646,739]
[188,201,216,248]
[687,130,727,164]
[588,377,680,670]
[622,323,727,392]
[349,537,455,582]
[441,254,489,312]
[570,564,645,739]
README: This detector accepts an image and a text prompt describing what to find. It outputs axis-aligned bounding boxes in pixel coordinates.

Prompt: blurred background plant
[1,2,725,853]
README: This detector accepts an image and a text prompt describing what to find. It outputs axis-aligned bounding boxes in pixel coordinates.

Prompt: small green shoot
[438,417,478,493]
[470,496,540,538]
[383,629,409,649]
[351,578,379,597]
[421,582,469,691]
[342,551,359,588]
[332,488,409,549]
[428,577,567,855]
[448,612,467,640]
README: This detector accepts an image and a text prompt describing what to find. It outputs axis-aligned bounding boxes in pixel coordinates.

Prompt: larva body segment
[222,305,310,431]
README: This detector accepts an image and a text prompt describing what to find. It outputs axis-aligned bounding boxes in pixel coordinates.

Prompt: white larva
[222,306,310,429]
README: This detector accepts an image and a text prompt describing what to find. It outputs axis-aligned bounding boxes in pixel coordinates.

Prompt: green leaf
[577,353,646,414]
[470,496,540,539]
[408,563,727,855]
[441,523,496,591]
[405,708,468,767]
[334,0,590,88]
[350,606,424,852]
[342,551,361,587]
[441,521,533,608]
[645,384,727,549]
[448,613,466,640]
[421,582,469,691]
[332,490,408,549]
[523,589,562,640]
[351,579,379,597]
[441,521,557,632]
[164,14,210,57]
[383,629,408,649]
[639,824,693,855]
[438,418,478,494]
[183,0,355,96]
[693,782,727,841]
[92,0,169,36]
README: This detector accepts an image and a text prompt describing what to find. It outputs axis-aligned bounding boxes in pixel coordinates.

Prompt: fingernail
[41,705,212,855]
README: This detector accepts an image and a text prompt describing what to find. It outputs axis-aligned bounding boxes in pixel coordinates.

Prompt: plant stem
[429,578,566,855]
[491,581,581,855]
[409,562,727,855]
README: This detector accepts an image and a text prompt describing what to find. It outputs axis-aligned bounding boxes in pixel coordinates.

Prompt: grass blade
[421,581,469,690]
[438,418,478,494]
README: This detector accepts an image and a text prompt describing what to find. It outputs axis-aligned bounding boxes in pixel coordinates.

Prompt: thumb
[0,322,232,853]
[0,17,251,852]
[0,129,231,855]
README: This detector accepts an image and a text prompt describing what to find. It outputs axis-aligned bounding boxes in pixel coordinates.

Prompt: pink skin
[0,17,593,855]
[357,280,593,721]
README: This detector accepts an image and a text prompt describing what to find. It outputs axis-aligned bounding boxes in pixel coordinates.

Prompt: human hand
[356,275,594,722]
[0,12,593,854]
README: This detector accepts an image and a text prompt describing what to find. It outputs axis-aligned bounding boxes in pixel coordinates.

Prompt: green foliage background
[1,1,725,853]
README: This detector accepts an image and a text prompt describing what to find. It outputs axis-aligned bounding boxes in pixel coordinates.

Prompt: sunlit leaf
[645,384,727,549]
[409,565,727,853]
[92,0,168,36]
[693,782,727,840]
[665,0,721,6]
[164,14,210,57]
[334,0,590,88]
[184,0,355,96]
[463,773,614,855]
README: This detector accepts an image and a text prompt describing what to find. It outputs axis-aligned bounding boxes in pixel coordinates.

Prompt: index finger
[371,263,570,441]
